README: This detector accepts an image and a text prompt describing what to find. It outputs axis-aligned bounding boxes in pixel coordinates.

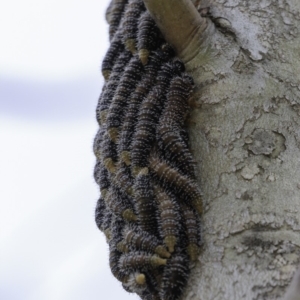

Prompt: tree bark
[144,0,300,299]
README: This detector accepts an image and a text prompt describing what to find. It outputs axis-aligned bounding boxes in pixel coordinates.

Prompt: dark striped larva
[96,50,132,125]
[160,254,190,300]
[149,156,203,215]
[157,125,196,177]
[93,126,106,160]
[102,208,113,241]
[93,161,110,198]
[154,186,181,253]
[113,162,135,196]
[122,272,148,294]
[101,32,124,81]
[109,247,129,282]
[119,252,167,271]
[137,11,162,65]
[105,187,137,222]
[101,132,118,174]
[95,197,107,232]
[122,226,171,258]
[182,205,201,261]
[134,168,159,235]
[131,60,185,175]
[118,48,174,165]
[122,0,145,53]
[106,55,144,142]
[108,0,129,41]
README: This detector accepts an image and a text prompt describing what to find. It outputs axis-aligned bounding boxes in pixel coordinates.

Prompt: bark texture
[145,0,300,299]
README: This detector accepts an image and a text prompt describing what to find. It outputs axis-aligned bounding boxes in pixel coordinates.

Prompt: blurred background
[0,0,139,299]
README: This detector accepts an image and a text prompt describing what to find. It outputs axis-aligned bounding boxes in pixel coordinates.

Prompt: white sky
[0,0,110,80]
[0,0,140,299]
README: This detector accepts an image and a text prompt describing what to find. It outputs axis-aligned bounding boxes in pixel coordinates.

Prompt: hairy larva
[109,247,129,282]
[133,168,159,235]
[101,132,117,174]
[101,33,124,81]
[108,0,129,41]
[160,254,190,300]
[157,75,194,170]
[113,162,134,196]
[154,186,181,253]
[95,197,107,231]
[118,47,174,164]
[122,272,147,294]
[93,126,106,160]
[181,205,201,261]
[93,161,110,198]
[149,156,203,215]
[106,55,144,142]
[96,50,132,126]
[119,252,167,271]
[131,60,185,175]
[137,11,162,65]
[105,186,137,222]
[122,0,145,53]
[102,209,113,240]
[122,226,171,258]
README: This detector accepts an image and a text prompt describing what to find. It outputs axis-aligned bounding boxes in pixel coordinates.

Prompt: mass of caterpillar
[93,1,203,299]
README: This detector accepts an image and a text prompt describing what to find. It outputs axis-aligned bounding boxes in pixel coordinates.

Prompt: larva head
[139,48,150,65]
[172,58,185,74]
[120,151,131,166]
[155,245,171,258]
[122,208,138,222]
[135,273,146,285]
[187,244,200,261]
[164,235,177,253]
[150,255,167,267]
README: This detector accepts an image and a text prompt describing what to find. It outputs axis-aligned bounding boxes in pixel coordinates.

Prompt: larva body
[181,205,202,261]
[149,156,203,215]
[122,226,171,258]
[119,252,167,271]
[101,132,118,174]
[160,254,190,300]
[113,163,134,196]
[118,48,174,165]
[105,186,137,222]
[93,161,110,198]
[97,50,132,125]
[106,55,144,142]
[137,11,162,65]
[95,197,107,231]
[131,60,185,174]
[155,187,181,253]
[108,0,129,41]
[122,0,145,53]
[101,33,124,80]
[133,169,158,235]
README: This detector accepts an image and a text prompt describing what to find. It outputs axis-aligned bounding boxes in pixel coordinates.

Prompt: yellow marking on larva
[164,235,176,253]
[108,127,119,143]
[125,39,137,54]
[139,49,149,65]
[155,245,171,258]
[122,209,138,222]
[135,273,146,285]
[103,157,116,173]
[120,151,131,166]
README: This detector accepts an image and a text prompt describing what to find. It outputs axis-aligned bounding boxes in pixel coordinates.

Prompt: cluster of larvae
[94,1,203,300]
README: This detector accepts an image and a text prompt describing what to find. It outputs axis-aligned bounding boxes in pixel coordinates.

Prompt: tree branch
[284,267,300,300]
[142,0,208,63]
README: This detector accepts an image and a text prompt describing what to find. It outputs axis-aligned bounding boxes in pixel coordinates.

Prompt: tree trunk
[144,0,300,299]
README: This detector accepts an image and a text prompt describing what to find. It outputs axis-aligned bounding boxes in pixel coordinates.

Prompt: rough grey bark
[144,0,300,299]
